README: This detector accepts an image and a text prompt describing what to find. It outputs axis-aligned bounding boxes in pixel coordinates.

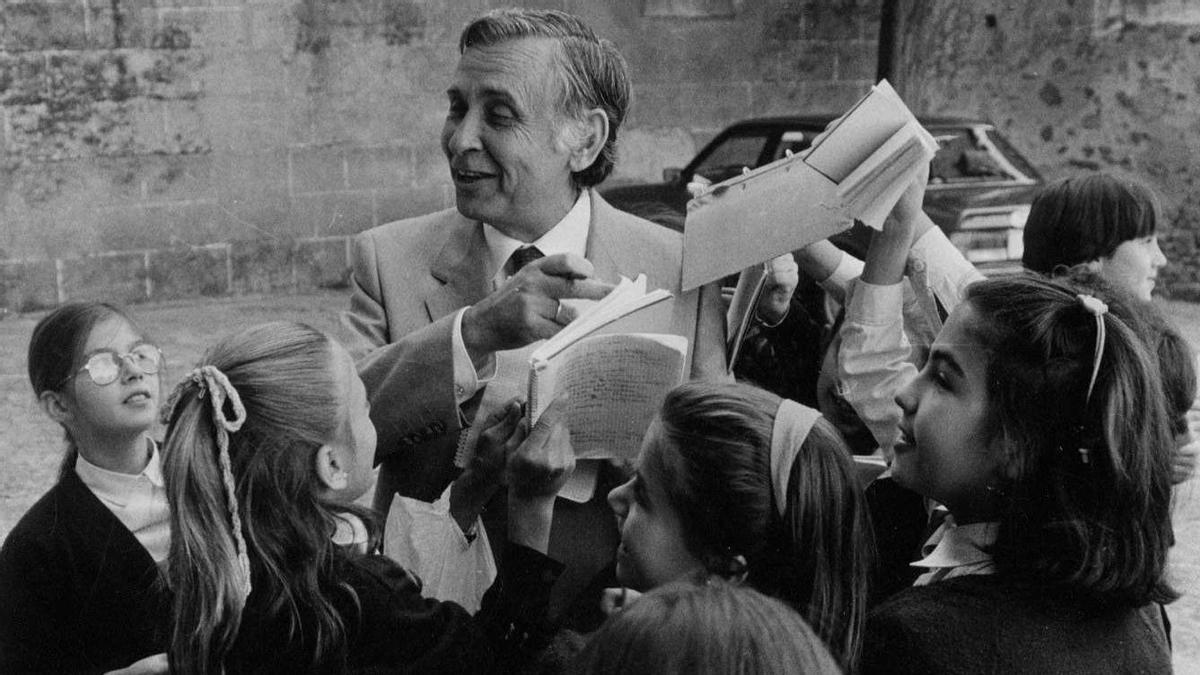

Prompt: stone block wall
[895,0,1200,299]
[0,0,882,308]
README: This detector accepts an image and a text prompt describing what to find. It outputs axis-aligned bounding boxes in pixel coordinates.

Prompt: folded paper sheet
[681,79,937,291]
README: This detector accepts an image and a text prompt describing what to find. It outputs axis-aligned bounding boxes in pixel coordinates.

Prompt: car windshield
[928,127,1037,185]
[691,133,770,183]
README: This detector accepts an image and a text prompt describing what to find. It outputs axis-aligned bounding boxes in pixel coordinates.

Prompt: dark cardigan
[0,470,170,673]
[226,544,564,674]
[862,575,1172,675]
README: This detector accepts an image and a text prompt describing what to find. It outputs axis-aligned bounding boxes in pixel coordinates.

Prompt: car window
[692,134,771,183]
[985,130,1040,180]
[772,130,813,160]
[929,128,1035,185]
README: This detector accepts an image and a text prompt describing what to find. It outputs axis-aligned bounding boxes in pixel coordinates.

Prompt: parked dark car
[601,116,1043,274]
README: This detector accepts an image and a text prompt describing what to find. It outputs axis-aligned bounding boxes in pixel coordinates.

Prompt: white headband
[769,399,822,517]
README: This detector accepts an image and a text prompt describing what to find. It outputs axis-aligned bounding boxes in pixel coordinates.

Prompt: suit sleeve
[344,232,465,502]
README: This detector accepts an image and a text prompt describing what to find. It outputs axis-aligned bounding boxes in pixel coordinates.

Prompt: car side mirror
[663,167,683,184]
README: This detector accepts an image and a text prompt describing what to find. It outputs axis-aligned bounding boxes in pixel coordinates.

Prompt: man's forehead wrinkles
[457,40,563,108]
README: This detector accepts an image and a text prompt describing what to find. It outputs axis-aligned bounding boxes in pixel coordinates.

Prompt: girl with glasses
[0,301,170,673]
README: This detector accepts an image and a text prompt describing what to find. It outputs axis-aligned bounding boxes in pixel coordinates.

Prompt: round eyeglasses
[67,344,164,387]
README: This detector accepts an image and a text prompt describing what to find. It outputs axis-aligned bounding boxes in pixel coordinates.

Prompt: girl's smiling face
[62,316,161,441]
[607,420,705,591]
[892,303,1007,522]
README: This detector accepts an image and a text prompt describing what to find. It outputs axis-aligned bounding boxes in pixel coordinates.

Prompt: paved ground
[0,291,1196,670]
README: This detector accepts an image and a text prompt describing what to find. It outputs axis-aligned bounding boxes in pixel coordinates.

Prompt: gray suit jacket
[344,190,727,503]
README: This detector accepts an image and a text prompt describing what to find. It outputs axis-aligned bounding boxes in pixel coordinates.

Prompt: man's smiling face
[441,37,580,239]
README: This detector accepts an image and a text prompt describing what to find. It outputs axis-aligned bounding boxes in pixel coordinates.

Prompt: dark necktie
[505,245,544,276]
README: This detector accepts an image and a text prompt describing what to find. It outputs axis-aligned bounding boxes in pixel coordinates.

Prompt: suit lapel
[427,214,492,320]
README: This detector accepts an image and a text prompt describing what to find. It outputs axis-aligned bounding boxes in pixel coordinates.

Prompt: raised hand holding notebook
[804,79,938,229]
[682,79,937,290]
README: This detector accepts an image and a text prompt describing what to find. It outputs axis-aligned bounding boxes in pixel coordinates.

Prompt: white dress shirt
[75,439,171,563]
[449,190,592,404]
[834,227,985,454]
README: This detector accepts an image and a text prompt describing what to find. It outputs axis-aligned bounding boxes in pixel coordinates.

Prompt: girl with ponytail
[605,381,873,672]
[161,321,574,673]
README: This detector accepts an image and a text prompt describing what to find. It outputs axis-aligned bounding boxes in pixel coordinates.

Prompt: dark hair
[162,322,374,673]
[1129,302,1196,439]
[962,274,1176,607]
[1022,173,1159,273]
[27,301,141,478]
[572,578,841,675]
[1064,268,1197,439]
[645,381,873,672]
[458,8,630,187]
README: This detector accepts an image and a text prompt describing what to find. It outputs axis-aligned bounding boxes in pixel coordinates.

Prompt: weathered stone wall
[894,0,1200,298]
[0,0,880,309]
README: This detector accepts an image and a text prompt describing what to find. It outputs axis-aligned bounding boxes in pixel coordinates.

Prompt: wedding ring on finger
[554,300,568,325]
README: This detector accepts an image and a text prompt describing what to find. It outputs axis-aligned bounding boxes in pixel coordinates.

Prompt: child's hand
[888,160,931,236]
[469,399,525,486]
[506,397,575,552]
[450,399,525,533]
[507,397,576,501]
[600,586,643,615]
[1172,434,1198,484]
[863,166,933,286]
[755,254,799,326]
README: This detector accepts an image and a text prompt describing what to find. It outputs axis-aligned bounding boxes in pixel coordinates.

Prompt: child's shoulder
[336,551,424,601]
[1,476,84,549]
[0,476,98,581]
[865,576,1172,674]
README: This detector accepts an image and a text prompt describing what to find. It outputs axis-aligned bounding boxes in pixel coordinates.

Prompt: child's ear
[565,108,608,173]
[39,390,72,425]
[314,445,350,491]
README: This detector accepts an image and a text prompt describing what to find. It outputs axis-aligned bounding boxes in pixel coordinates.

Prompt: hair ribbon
[769,399,822,517]
[1076,294,1108,465]
[188,365,252,600]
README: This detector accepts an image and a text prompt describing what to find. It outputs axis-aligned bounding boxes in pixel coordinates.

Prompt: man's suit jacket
[345,190,727,504]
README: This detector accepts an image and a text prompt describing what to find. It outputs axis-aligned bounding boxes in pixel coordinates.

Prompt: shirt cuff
[451,307,491,405]
[910,227,984,309]
[847,279,905,328]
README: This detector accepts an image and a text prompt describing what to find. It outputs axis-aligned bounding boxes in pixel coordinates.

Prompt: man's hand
[461,253,613,362]
[507,397,576,553]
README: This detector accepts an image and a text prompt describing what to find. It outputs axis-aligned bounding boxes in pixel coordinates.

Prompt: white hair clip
[1076,294,1108,409]
[1075,294,1109,466]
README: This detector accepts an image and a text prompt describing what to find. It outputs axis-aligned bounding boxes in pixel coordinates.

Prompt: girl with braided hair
[161,321,575,673]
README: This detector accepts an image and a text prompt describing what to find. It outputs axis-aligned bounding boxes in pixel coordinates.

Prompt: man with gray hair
[345,7,726,618]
